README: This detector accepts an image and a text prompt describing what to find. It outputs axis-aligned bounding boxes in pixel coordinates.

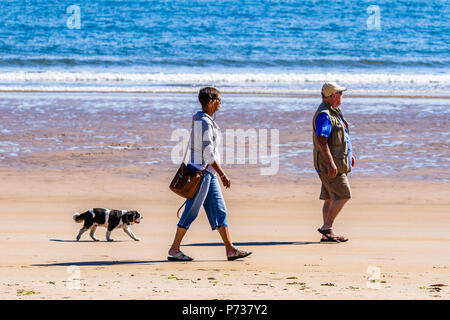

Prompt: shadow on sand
[49,239,129,243]
[31,259,225,267]
[182,241,320,246]
[32,260,166,267]
[35,240,319,267]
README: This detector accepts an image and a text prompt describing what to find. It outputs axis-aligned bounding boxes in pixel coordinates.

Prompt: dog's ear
[127,211,136,223]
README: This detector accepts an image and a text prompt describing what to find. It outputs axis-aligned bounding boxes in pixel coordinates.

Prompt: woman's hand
[210,161,230,188]
[220,174,231,189]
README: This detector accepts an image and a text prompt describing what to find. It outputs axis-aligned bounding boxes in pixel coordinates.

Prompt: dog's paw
[92,238,100,242]
[133,237,141,241]
[76,237,80,241]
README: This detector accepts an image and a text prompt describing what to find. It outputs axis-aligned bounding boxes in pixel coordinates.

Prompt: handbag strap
[182,131,191,164]
[177,200,186,218]
[182,120,209,170]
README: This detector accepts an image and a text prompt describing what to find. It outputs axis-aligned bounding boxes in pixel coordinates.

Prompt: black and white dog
[73,208,143,242]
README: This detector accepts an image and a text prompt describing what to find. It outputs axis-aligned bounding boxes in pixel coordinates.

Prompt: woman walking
[168,87,252,262]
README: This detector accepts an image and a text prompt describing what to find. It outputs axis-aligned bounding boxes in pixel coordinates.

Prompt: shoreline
[0,89,449,99]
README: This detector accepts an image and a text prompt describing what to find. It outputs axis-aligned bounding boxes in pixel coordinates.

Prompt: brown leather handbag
[169,137,207,200]
[169,162,207,200]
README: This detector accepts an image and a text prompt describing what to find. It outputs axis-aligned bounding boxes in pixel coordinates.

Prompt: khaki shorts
[318,172,352,200]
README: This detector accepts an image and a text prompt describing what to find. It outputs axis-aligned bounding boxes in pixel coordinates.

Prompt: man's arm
[315,113,337,178]
[317,136,337,178]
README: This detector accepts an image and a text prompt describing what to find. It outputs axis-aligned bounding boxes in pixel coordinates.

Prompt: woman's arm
[211,161,230,188]
[200,118,230,188]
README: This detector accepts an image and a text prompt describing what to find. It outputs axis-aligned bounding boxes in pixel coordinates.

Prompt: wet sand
[0,92,449,299]
[0,92,448,180]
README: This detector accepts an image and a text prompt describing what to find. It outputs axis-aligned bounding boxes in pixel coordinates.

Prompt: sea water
[0,0,448,95]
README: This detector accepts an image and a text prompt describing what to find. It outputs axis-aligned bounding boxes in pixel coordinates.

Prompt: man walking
[312,82,355,243]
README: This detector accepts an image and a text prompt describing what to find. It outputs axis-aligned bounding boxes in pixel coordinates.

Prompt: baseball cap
[321,82,347,97]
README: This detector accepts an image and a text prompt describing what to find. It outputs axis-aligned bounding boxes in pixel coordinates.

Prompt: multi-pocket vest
[312,102,351,175]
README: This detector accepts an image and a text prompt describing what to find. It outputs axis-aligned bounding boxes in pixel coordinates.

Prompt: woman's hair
[198,87,220,110]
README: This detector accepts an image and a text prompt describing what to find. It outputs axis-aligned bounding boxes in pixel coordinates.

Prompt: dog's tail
[73,212,84,223]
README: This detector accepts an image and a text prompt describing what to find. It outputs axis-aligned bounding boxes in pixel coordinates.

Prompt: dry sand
[0,167,448,300]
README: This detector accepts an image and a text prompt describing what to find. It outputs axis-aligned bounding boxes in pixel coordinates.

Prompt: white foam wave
[0,71,449,85]
[0,85,448,97]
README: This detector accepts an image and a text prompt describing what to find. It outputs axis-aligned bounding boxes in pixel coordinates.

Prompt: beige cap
[321,82,347,97]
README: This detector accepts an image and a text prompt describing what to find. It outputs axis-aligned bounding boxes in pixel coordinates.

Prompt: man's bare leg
[322,199,332,228]
[321,198,349,237]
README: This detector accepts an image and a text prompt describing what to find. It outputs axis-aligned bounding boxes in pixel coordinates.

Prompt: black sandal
[318,228,340,243]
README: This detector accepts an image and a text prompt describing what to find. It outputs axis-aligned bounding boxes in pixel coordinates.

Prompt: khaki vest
[312,102,351,174]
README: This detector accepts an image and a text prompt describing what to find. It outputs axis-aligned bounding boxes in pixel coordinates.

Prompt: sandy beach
[0,92,449,300]
[0,166,448,300]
